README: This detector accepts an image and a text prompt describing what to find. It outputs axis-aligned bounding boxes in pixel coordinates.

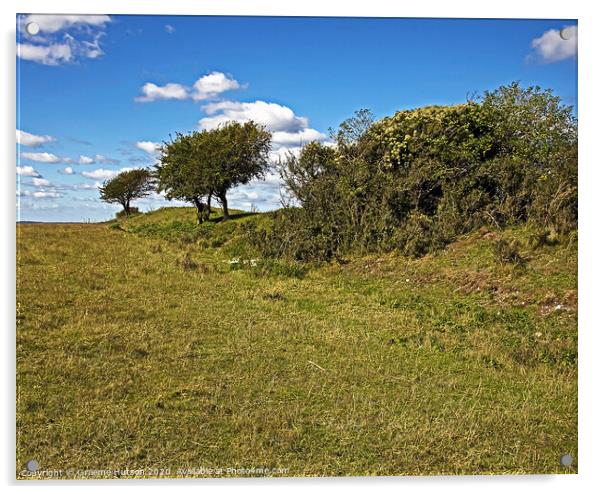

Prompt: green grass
[16,207,577,478]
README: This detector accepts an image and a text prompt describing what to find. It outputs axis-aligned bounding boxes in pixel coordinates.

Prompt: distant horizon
[16,15,577,222]
[15,204,265,224]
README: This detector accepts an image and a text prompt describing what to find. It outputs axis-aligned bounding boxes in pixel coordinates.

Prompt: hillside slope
[16,207,577,477]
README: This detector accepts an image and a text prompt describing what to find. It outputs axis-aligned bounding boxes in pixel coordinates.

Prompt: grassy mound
[16,208,577,477]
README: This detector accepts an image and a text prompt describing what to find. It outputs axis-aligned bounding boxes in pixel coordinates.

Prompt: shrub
[248,83,576,261]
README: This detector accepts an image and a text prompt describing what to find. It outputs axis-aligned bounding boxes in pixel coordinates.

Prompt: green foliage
[155,121,271,223]
[251,83,577,261]
[99,169,153,215]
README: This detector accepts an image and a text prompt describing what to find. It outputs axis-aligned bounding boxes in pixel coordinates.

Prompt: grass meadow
[16,208,577,478]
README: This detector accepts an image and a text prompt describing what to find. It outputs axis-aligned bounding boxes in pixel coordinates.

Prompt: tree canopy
[155,121,271,223]
[99,168,154,216]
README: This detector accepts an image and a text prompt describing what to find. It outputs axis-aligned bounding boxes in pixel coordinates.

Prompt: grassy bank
[16,208,577,478]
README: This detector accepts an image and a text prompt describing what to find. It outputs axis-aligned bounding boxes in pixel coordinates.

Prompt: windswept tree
[155,121,271,223]
[155,131,216,224]
[99,168,154,216]
[210,121,272,219]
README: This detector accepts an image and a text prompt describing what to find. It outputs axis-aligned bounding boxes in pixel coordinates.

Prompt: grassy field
[16,208,577,478]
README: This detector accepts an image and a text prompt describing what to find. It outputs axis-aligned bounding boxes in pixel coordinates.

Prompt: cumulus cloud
[192,72,241,101]
[136,141,161,154]
[135,83,189,102]
[18,189,62,199]
[17,43,72,66]
[199,100,308,132]
[16,129,55,147]
[20,152,61,163]
[18,14,111,34]
[33,191,61,199]
[135,72,241,103]
[16,166,41,177]
[165,24,176,34]
[60,167,74,175]
[199,100,330,165]
[75,181,102,190]
[17,14,111,66]
[272,128,328,147]
[81,167,132,180]
[32,177,51,187]
[531,25,578,63]
[78,155,95,165]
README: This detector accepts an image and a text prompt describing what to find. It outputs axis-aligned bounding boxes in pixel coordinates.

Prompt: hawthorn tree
[155,121,271,223]
[211,121,272,219]
[99,168,154,216]
[154,131,216,224]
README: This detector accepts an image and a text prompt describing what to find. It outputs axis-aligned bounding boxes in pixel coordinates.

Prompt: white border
[3,1,600,493]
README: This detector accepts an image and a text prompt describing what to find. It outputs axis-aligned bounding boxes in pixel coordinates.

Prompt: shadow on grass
[208,211,259,223]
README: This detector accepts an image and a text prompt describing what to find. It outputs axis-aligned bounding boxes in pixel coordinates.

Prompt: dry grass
[16,212,577,478]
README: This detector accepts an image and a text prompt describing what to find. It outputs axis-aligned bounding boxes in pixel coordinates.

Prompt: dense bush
[247,83,577,260]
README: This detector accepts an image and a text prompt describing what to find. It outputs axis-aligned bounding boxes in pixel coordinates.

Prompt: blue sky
[16,15,577,222]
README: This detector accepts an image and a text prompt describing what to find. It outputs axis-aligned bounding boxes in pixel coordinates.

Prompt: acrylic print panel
[16,14,577,479]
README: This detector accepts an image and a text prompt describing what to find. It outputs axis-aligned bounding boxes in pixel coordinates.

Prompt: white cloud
[78,155,95,165]
[60,167,74,175]
[199,99,330,165]
[16,129,55,147]
[229,190,259,201]
[94,154,120,165]
[199,100,308,132]
[33,190,61,199]
[135,72,241,103]
[192,72,241,101]
[136,141,161,154]
[32,177,51,187]
[81,167,132,180]
[80,34,104,59]
[272,128,328,147]
[19,15,111,34]
[81,169,118,180]
[165,24,176,34]
[17,43,72,66]
[135,82,189,103]
[17,15,111,66]
[75,181,102,190]
[16,166,41,177]
[18,189,61,199]
[20,152,61,163]
[269,146,303,163]
[531,25,578,63]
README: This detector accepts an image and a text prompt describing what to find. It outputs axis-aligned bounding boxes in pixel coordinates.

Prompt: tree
[99,168,153,216]
[155,131,216,224]
[155,121,271,223]
[210,121,272,219]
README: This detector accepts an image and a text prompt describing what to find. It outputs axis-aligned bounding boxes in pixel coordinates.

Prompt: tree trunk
[192,197,205,224]
[219,191,229,220]
[203,194,212,222]
[123,199,131,216]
